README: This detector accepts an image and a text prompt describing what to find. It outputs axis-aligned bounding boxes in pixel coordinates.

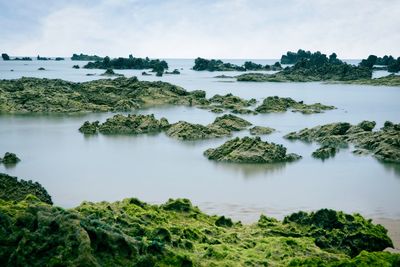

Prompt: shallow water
[0,58,399,222]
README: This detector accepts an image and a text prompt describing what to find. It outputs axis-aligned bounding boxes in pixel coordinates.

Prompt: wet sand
[374,218,400,253]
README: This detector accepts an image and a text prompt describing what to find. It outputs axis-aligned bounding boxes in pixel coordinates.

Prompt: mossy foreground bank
[1,173,399,266]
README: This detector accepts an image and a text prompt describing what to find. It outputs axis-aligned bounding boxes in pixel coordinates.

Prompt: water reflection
[209,161,289,177]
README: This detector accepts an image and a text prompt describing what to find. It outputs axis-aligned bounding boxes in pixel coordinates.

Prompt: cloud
[1,0,399,58]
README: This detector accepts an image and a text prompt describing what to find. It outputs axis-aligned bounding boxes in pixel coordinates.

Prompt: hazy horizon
[1,0,399,59]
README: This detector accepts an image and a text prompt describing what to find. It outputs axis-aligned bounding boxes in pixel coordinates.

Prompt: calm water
[0,58,399,222]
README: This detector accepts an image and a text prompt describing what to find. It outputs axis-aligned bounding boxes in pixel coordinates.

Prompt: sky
[1,0,399,59]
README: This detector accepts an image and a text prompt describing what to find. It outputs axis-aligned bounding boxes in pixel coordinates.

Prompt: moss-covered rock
[209,114,252,132]
[204,136,301,163]
[0,152,21,164]
[80,114,170,135]
[311,146,338,160]
[283,209,393,257]
[255,96,335,114]
[0,194,397,266]
[79,121,99,134]
[208,93,256,111]
[249,126,275,135]
[0,173,52,204]
[166,121,229,140]
[166,114,251,140]
[0,77,210,113]
[285,121,400,163]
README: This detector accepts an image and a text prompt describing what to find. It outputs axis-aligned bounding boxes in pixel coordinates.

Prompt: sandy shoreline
[374,218,400,253]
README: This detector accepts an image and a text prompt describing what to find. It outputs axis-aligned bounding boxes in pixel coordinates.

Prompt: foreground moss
[0,173,52,204]
[285,120,400,163]
[204,136,301,163]
[0,195,398,266]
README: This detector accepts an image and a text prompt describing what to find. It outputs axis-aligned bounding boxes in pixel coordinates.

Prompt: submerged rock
[249,126,275,135]
[0,152,21,164]
[255,96,335,114]
[285,121,400,163]
[0,173,52,204]
[38,67,45,71]
[204,136,301,163]
[72,65,80,69]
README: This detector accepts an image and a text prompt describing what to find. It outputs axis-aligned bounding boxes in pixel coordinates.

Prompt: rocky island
[237,50,400,86]
[285,120,400,163]
[204,136,302,163]
[193,57,282,71]
[83,55,169,74]
[0,173,398,266]
[71,53,103,61]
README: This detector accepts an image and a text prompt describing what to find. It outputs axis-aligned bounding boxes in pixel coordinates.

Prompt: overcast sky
[1,0,399,59]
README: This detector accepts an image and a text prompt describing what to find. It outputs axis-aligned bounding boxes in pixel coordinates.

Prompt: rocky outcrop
[285,120,400,163]
[204,136,301,163]
[166,121,229,140]
[255,96,335,114]
[0,173,52,204]
[0,152,21,164]
[249,126,275,135]
[0,77,210,113]
[100,68,124,77]
[166,114,251,140]
[79,114,169,135]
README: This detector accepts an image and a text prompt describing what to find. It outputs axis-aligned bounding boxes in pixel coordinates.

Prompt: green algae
[204,136,301,163]
[0,194,398,266]
[339,74,400,87]
[285,121,400,163]
[0,173,52,204]
[255,96,335,114]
